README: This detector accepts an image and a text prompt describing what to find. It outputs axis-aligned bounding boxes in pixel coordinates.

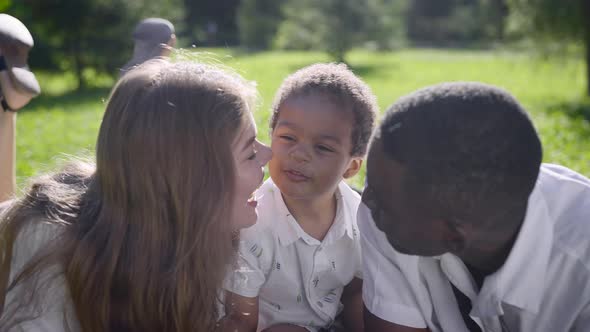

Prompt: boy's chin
[273,178,311,197]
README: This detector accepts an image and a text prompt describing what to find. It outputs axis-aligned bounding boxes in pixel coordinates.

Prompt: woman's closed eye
[247,146,258,160]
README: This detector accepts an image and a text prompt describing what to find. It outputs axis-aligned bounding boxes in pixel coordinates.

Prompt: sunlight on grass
[15,49,590,190]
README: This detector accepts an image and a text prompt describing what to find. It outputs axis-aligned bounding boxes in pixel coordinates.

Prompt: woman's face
[231,114,272,230]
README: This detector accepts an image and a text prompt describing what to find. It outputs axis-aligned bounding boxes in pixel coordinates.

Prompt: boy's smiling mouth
[284,168,310,182]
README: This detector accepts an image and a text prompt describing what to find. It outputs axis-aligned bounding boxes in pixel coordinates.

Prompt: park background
[2,0,589,189]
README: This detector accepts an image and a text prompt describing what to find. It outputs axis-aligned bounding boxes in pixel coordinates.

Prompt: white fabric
[2,221,80,331]
[360,164,590,332]
[225,178,362,331]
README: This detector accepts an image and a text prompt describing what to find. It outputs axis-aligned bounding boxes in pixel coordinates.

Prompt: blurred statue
[0,14,41,203]
[0,14,41,112]
[121,18,176,75]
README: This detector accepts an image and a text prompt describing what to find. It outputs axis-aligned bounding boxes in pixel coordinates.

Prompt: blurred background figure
[120,18,176,75]
[0,14,41,204]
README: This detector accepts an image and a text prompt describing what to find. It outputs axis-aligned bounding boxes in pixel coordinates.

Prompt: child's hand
[341,277,364,332]
[216,291,259,332]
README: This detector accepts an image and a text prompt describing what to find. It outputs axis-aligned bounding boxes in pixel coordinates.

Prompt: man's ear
[343,158,362,179]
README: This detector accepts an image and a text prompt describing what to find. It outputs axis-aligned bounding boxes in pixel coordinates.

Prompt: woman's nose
[259,143,272,166]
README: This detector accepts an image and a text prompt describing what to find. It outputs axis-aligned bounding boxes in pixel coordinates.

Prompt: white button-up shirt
[2,220,80,331]
[225,179,362,331]
[360,164,590,332]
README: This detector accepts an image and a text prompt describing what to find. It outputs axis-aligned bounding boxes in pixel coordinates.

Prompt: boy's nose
[288,145,311,163]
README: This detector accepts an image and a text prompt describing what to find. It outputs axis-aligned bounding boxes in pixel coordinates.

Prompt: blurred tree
[274,0,405,62]
[237,0,286,50]
[481,0,509,40]
[5,0,183,90]
[0,0,11,11]
[407,0,508,46]
[183,0,240,46]
[507,0,590,95]
[364,0,409,50]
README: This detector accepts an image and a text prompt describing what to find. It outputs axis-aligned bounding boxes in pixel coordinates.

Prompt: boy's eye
[316,145,334,153]
[279,135,295,142]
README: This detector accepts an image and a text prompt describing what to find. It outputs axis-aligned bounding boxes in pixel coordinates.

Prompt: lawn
[14,48,590,191]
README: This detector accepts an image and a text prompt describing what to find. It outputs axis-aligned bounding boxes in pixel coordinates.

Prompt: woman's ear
[343,158,362,179]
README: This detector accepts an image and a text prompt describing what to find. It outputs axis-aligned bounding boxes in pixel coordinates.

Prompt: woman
[0,59,272,331]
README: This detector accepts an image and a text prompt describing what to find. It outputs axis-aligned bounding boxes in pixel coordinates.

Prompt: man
[360,82,590,331]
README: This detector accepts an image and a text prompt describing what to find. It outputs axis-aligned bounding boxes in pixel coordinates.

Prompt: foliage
[407,0,508,46]
[362,0,409,50]
[0,0,11,11]
[237,0,286,50]
[183,0,240,46]
[273,0,407,62]
[507,0,585,40]
[506,0,589,95]
[4,0,184,89]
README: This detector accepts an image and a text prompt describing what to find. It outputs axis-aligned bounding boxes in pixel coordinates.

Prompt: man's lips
[284,169,310,182]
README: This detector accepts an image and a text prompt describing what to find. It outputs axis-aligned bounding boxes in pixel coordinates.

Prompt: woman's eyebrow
[241,135,256,153]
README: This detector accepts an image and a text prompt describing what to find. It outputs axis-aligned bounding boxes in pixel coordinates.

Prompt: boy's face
[269,94,361,201]
[362,138,454,256]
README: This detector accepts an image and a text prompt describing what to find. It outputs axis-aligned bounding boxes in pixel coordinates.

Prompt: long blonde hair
[0,60,257,331]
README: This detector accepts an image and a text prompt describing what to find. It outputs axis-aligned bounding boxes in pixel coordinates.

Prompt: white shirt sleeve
[573,302,590,332]
[4,222,80,331]
[358,204,427,328]
[224,225,269,298]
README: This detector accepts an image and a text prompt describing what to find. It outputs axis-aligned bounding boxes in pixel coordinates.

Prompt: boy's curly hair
[270,63,378,157]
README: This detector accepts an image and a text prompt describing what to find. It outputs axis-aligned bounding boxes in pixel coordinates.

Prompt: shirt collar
[323,181,357,245]
[272,180,356,247]
[469,175,553,317]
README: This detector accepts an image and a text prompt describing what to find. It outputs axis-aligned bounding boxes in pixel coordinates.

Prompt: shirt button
[317,301,323,308]
[317,247,322,252]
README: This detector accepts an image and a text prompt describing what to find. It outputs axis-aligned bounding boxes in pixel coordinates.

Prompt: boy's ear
[343,158,362,179]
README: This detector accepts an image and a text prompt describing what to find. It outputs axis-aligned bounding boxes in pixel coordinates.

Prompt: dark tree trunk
[72,37,86,91]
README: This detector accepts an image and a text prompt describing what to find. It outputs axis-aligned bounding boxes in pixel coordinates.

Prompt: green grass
[15,48,590,190]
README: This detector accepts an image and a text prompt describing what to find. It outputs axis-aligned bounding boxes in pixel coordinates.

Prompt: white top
[360,164,590,332]
[225,178,362,331]
[1,218,79,332]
